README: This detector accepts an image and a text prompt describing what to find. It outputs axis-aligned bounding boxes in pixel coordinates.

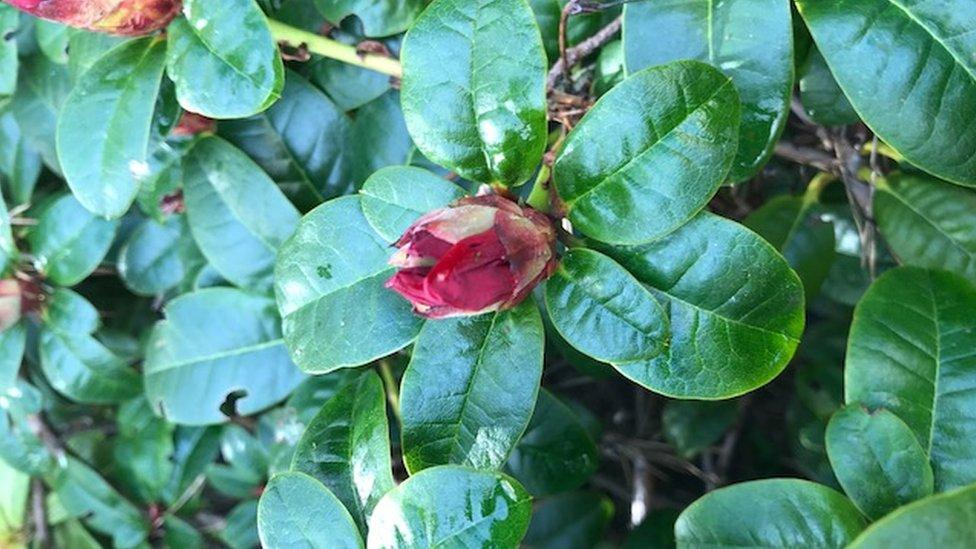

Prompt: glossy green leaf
[166,0,284,118]
[113,397,176,504]
[744,193,837,301]
[795,0,976,187]
[798,47,859,127]
[0,112,42,205]
[554,62,740,244]
[846,266,976,491]
[874,173,976,283]
[342,90,412,186]
[0,456,29,542]
[27,193,118,286]
[315,0,423,37]
[183,136,300,291]
[220,70,350,210]
[38,328,140,405]
[41,288,99,335]
[66,31,124,82]
[305,56,389,111]
[598,213,805,398]
[48,458,149,548]
[10,54,71,174]
[506,389,599,496]
[826,405,933,519]
[367,465,532,549]
[0,323,26,392]
[258,472,363,549]
[359,166,466,243]
[35,20,69,64]
[401,301,544,473]
[274,196,423,374]
[0,380,52,476]
[662,399,738,459]
[56,37,167,218]
[144,288,305,425]
[623,0,792,181]
[134,143,185,222]
[291,371,394,533]
[401,0,548,186]
[546,248,668,363]
[848,483,976,548]
[117,215,203,296]
[523,491,614,549]
[0,6,17,100]
[675,479,866,548]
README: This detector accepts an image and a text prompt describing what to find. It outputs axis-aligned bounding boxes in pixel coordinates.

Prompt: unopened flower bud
[386,195,557,319]
[4,0,181,36]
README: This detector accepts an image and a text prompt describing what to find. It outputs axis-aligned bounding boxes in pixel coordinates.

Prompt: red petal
[385,267,443,309]
[425,230,515,312]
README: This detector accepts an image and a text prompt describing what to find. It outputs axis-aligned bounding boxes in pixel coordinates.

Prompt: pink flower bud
[386,195,557,319]
[5,0,181,36]
[0,279,22,332]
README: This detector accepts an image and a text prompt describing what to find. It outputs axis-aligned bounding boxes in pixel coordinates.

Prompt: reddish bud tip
[0,279,22,332]
[386,194,557,319]
[171,110,215,137]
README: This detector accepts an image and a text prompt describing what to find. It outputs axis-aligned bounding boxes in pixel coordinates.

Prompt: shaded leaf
[258,472,363,549]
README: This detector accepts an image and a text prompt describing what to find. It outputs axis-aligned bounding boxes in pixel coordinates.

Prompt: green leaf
[144,288,305,425]
[0,380,52,475]
[10,54,71,174]
[795,0,976,187]
[66,31,124,82]
[798,47,859,127]
[625,508,681,549]
[400,0,548,186]
[113,397,176,504]
[291,371,395,534]
[874,173,976,283]
[182,136,300,291]
[367,465,532,549]
[523,491,614,549]
[506,389,599,497]
[825,405,933,519]
[848,483,976,548]
[846,266,976,491]
[598,213,805,398]
[554,62,740,245]
[220,69,350,210]
[623,0,792,181]
[359,165,466,243]
[546,248,668,363]
[0,6,17,100]
[743,193,837,301]
[675,479,866,548]
[117,215,204,296]
[530,0,605,63]
[401,301,544,473]
[0,112,42,205]
[35,20,70,65]
[662,399,738,459]
[166,0,284,118]
[305,56,389,111]
[48,458,149,549]
[0,190,12,274]
[315,0,423,37]
[56,37,167,218]
[342,90,413,186]
[274,196,423,373]
[258,472,363,549]
[0,324,25,392]
[41,288,99,335]
[27,193,118,286]
[0,456,29,540]
[38,328,140,405]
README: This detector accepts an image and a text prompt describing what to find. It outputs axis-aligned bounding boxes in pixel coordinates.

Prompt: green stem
[526,165,552,213]
[267,19,403,78]
[803,171,835,205]
[377,359,402,423]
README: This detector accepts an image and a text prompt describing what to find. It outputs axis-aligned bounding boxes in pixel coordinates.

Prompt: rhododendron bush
[1,0,975,547]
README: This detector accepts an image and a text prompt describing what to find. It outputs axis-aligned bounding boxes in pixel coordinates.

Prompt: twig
[378,360,401,423]
[547,15,623,89]
[267,20,402,77]
[773,142,837,173]
[31,479,50,549]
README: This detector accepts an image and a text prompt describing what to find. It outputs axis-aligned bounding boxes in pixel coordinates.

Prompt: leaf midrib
[147,338,284,374]
[565,77,735,206]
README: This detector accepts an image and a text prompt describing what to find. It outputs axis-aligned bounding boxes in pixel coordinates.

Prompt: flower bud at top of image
[386,194,557,319]
[4,0,181,36]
